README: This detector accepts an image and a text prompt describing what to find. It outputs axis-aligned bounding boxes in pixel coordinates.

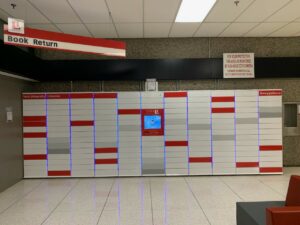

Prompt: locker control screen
[144,115,161,129]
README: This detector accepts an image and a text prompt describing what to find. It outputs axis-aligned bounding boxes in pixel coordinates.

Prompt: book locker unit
[22,89,283,177]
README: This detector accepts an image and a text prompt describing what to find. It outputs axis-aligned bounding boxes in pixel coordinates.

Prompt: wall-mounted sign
[8,18,24,34]
[223,53,254,78]
[3,25,126,57]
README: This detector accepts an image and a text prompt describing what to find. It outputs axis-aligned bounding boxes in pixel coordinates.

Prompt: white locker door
[235,90,259,174]
[258,90,283,174]
[211,91,236,175]
[164,92,188,175]
[70,93,94,177]
[47,93,71,177]
[94,93,118,177]
[23,93,47,178]
[188,91,212,175]
[118,92,141,176]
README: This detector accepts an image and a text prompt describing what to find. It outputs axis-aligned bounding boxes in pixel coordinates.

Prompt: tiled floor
[0,167,299,225]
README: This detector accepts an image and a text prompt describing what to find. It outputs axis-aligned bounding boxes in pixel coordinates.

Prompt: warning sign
[223,53,255,78]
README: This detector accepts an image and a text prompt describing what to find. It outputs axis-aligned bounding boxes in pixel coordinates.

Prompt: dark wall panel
[0,75,31,192]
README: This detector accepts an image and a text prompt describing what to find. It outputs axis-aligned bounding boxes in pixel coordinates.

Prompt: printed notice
[223,53,255,78]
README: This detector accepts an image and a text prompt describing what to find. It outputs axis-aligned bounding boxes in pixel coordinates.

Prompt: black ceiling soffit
[1,41,300,81]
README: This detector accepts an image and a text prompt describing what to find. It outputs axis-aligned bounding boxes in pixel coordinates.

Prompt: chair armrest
[266,207,300,225]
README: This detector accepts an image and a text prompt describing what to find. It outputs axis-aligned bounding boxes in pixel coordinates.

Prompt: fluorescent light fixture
[175,0,216,22]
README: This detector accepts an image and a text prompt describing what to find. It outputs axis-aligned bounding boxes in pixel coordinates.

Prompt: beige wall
[35,37,300,60]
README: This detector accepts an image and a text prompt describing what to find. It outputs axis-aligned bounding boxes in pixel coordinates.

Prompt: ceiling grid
[0,0,299,38]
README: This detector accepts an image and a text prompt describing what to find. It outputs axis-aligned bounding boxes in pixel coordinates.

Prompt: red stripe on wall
[189,157,212,163]
[23,121,47,127]
[260,145,283,151]
[4,26,125,50]
[23,132,47,138]
[236,162,259,168]
[47,93,69,99]
[164,92,187,98]
[260,167,283,173]
[94,93,117,99]
[48,171,71,176]
[118,109,141,115]
[70,93,93,99]
[95,158,118,164]
[95,148,118,153]
[23,116,46,122]
[212,96,235,102]
[24,154,47,160]
[165,141,188,147]
[211,107,235,113]
[259,90,282,96]
[71,120,94,126]
[22,94,45,99]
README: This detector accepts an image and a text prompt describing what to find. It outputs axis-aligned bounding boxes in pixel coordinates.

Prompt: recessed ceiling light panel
[175,0,216,23]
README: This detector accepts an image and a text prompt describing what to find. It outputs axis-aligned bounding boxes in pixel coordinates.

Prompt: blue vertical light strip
[186,93,190,175]
[234,91,237,174]
[116,94,120,176]
[210,94,213,174]
[257,91,261,170]
[140,92,143,176]
[69,95,72,175]
[92,93,96,177]
[45,94,49,175]
[163,95,166,176]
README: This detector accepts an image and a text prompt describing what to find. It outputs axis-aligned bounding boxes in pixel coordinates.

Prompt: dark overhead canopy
[1,41,300,81]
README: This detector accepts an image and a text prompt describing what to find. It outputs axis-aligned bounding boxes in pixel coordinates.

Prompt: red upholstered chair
[266,175,300,225]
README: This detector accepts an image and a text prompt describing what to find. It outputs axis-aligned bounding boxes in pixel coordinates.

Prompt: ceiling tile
[106,0,142,23]
[86,24,118,38]
[68,0,111,23]
[194,23,230,37]
[267,0,300,22]
[169,23,199,37]
[244,23,287,37]
[28,0,81,23]
[115,23,143,38]
[56,23,91,37]
[144,0,181,23]
[294,30,300,36]
[27,23,61,32]
[219,23,258,37]
[0,8,10,22]
[268,22,300,36]
[236,0,290,22]
[0,0,49,23]
[205,0,254,22]
[144,23,172,38]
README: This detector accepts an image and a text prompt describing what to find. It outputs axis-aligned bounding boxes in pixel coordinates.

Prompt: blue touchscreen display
[144,115,161,129]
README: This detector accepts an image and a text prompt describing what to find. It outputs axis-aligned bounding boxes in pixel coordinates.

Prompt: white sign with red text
[223,53,255,78]
[8,18,24,34]
[4,24,126,57]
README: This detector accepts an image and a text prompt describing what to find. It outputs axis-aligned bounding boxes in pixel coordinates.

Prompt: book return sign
[223,53,255,78]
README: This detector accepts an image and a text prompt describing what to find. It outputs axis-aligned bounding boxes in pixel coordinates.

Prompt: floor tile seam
[218,178,245,202]
[257,178,286,198]
[149,179,154,225]
[0,180,46,215]
[40,179,81,225]
[96,179,116,225]
[183,177,212,225]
